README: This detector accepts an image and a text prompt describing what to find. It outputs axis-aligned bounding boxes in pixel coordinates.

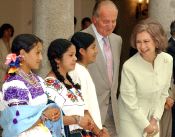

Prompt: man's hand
[165,97,174,110]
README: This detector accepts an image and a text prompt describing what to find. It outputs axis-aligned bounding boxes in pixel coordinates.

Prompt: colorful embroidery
[45,78,63,91]
[45,78,84,102]
[67,89,78,102]
[4,86,29,102]
[5,74,45,101]
[75,89,84,101]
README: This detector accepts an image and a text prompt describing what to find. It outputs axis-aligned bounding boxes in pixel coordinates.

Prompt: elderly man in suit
[83,0,122,136]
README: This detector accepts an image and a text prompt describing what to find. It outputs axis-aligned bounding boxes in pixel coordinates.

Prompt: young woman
[118,18,173,137]
[70,32,109,137]
[0,34,64,137]
[45,38,103,137]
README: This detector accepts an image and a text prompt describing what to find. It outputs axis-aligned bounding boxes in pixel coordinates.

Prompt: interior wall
[0,0,139,64]
[115,0,150,64]
[74,0,96,32]
[0,0,32,38]
[116,0,138,63]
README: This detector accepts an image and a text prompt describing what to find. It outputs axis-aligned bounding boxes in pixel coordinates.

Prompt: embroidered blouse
[2,74,47,107]
[45,77,85,131]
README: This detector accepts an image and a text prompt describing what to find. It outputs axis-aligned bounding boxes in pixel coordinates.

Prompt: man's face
[93,5,118,37]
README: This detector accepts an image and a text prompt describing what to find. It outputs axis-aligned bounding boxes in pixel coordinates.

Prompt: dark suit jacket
[83,25,122,132]
[167,37,175,84]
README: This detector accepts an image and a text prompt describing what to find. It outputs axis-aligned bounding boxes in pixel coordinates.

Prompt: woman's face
[58,45,77,74]
[81,41,98,65]
[22,42,43,71]
[136,31,156,58]
[3,28,13,39]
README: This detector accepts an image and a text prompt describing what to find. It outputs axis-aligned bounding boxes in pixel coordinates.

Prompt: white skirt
[18,125,52,137]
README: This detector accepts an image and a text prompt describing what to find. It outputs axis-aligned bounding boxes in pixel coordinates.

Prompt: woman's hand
[144,123,158,136]
[144,124,155,134]
[77,115,94,130]
[165,97,174,110]
[43,107,60,121]
[144,120,159,137]
[100,127,110,137]
[149,117,159,131]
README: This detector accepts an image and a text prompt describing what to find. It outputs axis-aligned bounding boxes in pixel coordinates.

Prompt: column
[149,0,175,36]
[33,0,74,77]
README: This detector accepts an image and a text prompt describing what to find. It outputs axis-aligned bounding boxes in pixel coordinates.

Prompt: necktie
[103,37,113,85]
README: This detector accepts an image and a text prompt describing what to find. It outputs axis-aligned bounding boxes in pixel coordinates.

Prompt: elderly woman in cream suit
[118,18,173,137]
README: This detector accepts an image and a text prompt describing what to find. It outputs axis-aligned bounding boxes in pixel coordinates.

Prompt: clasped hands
[77,115,110,137]
[144,117,159,137]
[42,107,61,121]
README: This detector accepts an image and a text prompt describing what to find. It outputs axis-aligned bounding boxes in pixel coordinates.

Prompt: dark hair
[71,32,95,61]
[130,18,167,53]
[170,20,175,35]
[81,17,91,26]
[0,23,14,38]
[11,34,43,55]
[74,16,77,26]
[92,0,117,17]
[47,38,80,89]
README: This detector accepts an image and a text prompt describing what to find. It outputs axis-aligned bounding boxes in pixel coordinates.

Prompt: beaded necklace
[18,69,40,86]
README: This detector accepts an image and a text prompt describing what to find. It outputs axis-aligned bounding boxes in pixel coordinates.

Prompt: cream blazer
[119,52,173,132]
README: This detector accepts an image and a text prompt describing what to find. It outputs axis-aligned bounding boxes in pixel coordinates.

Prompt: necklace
[18,69,38,85]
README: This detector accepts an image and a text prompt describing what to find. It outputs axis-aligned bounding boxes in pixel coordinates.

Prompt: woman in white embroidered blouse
[45,39,103,137]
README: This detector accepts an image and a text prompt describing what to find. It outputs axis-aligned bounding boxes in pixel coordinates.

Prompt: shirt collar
[92,24,108,42]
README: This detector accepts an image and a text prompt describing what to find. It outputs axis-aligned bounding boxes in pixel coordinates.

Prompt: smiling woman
[118,18,172,137]
[135,31,157,63]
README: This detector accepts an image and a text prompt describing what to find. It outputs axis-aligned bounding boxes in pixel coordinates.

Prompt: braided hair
[47,38,80,90]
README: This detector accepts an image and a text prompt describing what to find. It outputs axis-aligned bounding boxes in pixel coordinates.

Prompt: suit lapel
[108,35,120,86]
[86,26,110,85]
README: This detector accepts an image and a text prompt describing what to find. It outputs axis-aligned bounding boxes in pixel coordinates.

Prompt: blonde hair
[130,18,167,53]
